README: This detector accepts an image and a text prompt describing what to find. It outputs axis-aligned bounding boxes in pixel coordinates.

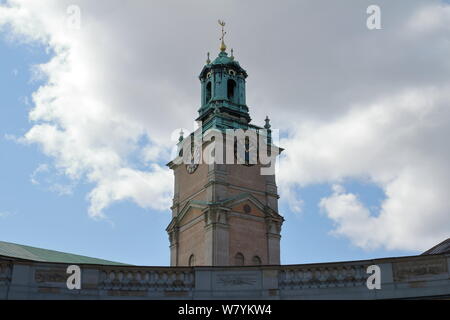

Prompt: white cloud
[87,165,173,219]
[279,183,304,214]
[273,1,450,252]
[319,185,377,250]
[280,85,450,251]
[1,0,449,251]
[406,4,450,34]
[3,133,19,142]
[30,163,49,185]
[49,183,73,196]
[0,211,11,218]
[0,0,177,218]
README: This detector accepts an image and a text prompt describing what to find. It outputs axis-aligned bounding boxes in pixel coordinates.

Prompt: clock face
[186,145,201,174]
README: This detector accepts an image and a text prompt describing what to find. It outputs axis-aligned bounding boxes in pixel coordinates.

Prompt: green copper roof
[199,51,247,79]
[211,51,238,66]
[0,241,128,265]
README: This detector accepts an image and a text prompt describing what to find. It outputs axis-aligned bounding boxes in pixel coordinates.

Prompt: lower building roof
[422,238,450,255]
[0,240,128,265]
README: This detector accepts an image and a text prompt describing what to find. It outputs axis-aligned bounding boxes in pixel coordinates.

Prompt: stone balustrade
[278,263,369,290]
[99,267,195,291]
[0,254,449,299]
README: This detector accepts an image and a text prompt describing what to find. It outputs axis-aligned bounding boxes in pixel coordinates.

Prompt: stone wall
[227,214,268,265]
[178,210,205,266]
[1,253,449,300]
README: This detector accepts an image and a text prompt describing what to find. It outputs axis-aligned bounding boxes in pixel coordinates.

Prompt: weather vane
[218,19,227,52]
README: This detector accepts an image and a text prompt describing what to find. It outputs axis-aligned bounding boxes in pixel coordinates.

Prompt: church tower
[166,22,284,266]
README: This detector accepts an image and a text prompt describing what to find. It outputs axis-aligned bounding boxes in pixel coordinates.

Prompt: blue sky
[1,0,449,266]
[0,39,171,264]
[0,38,417,265]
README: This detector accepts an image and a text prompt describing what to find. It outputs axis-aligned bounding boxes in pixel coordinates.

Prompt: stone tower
[166,24,284,266]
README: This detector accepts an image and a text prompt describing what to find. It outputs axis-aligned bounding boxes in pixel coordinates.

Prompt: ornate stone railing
[278,263,369,289]
[1,254,449,299]
[99,267,195,292]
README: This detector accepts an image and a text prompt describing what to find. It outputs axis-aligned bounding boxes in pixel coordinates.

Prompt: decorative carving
[266,218,282,235]
[214,272,259,289]
[393,258,448,282]
[278,265,368,289]
[99,268,195,292]
[168,229,179,246]
[35,269,67,283]
[204,207,229,226]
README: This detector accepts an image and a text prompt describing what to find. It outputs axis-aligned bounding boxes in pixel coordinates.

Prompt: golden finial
[206,52,211,64]
[218,19,227,52]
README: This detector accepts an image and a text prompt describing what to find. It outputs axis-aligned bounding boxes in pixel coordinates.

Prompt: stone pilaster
[168,228,179,267]
[266,216,283,265]
[203,206,230,266]
[265,173,279,212]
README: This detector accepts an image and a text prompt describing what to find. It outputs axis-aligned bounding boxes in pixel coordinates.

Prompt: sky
[0,0,449,266]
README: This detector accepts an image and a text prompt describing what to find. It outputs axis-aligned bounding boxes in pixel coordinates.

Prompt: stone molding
[1,254,450,299]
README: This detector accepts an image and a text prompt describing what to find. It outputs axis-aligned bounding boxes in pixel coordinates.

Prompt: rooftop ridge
[0,240,128,266]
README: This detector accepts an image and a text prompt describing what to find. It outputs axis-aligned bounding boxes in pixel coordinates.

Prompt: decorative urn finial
[264,116,271,129]
[178,129,184,142]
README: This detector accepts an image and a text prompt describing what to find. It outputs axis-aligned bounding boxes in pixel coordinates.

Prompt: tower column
[266,219,282,265]
[203,206,230,266]
[168,229,179,266]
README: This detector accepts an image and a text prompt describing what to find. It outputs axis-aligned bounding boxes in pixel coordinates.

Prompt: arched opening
[188,254,195,267]
[252,256,262,266]
[205,81,212,103]
[227,79,236,102]
[234,252,245,266]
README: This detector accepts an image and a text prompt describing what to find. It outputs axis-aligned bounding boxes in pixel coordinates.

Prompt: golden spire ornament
[218,19,227,52]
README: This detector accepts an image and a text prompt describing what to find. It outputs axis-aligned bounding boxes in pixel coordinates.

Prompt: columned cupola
[197,21,255,132]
